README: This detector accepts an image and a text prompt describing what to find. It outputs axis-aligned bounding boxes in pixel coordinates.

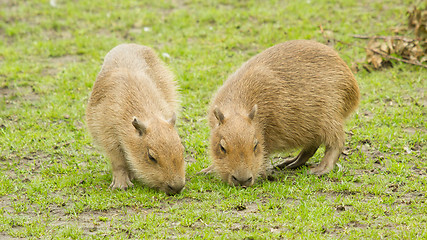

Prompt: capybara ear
[214,106,225,125]
[168,112,177,126]
[132,117,146,136]
[248,104,257,121]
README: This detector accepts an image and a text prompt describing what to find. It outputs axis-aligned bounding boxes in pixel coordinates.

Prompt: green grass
[1,0,426,239]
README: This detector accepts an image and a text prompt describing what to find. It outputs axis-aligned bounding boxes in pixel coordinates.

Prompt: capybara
[86,44,185,194]
[202,40,360,187]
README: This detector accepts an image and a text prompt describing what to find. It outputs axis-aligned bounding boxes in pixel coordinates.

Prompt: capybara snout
[209,105,265,187]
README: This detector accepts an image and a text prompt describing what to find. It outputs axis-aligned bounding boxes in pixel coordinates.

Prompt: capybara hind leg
[276,144,320,170]
[108,147,134,190]
[309,145,342,175]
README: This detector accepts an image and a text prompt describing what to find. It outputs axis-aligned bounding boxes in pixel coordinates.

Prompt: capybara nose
[166,183,185,195]
[231,175,253,187]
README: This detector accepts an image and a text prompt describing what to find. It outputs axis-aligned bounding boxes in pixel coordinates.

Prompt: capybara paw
[309,164,333,176]
[276,156,308,170]
[109,174,134,190]
[275,158,297,170]
[199,165,215,175]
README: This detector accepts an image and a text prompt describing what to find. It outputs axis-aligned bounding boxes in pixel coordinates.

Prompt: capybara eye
[148,151,157,163]
[254,139,258,152]
[220,144,226,154]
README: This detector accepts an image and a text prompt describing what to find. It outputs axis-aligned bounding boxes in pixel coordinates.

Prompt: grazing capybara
[86,44,185,194]
[202,40,360,187]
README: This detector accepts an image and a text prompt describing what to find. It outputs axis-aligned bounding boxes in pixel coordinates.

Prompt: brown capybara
[86,44,185,195]
[202,40,360,187]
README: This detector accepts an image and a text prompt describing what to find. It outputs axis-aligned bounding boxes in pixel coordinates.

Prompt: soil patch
[41,55,81,77]
[1,86,40,108]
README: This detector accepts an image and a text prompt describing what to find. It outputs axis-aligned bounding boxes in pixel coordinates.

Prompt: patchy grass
[1,0,426,239]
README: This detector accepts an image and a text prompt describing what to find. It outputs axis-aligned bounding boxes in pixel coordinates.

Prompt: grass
[1,0,426,239]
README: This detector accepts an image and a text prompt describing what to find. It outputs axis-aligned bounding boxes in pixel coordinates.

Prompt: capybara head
[125,113,185,195]
[210,105,265,187]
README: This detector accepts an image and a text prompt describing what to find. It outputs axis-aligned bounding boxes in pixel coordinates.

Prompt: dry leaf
[408,6,427,40]
[371,54,383,69]
[380,42,389,53]
[390,26,407,34]
[386,38,394,54]
[358,5,426,70]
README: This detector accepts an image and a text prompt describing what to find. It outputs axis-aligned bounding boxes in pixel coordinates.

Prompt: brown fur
[204,40,360,187]
[86,44,185,194]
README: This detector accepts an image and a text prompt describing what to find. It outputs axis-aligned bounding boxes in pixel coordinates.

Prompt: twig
[352,34,416,43]
[369,48,427,69]
[319,28,426,68]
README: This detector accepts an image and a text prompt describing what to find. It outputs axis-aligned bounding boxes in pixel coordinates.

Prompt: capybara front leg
[309,145,342,175]
[276,144,320,170]
[108,146,134,190]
